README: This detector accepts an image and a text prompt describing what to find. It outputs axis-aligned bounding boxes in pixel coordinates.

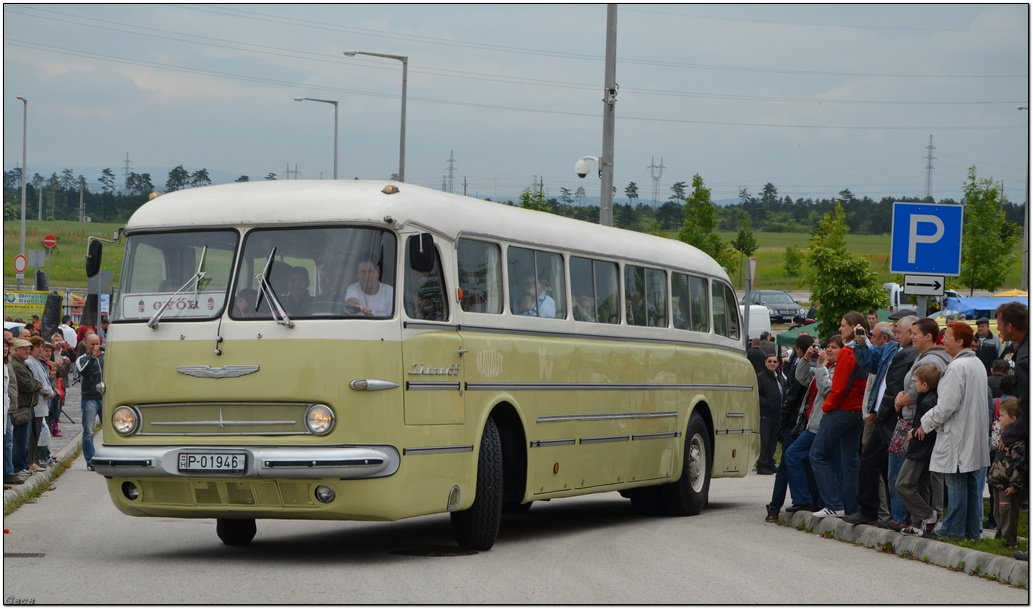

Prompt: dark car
[744,290,806,324]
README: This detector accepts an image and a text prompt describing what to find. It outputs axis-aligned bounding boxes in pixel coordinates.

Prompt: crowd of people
[761,303,1029,560]
[4,314,106,487]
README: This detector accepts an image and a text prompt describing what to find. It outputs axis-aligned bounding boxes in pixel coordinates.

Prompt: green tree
[625,181,639,205]
[166,165,190,192]
[574,186,586,206]
[806,201,885,335]
[99,168,116,194]
[265,172,277,180]
[126,172,153,197]
[731,212,757,288]
[677,174,732,268]
[518,186,551,212]
[190,168,211,188]
[669,181,687,203]
[235,175,250,182]
[559,187,574,206]
[784,245,804,276]
[959,167,1019,295]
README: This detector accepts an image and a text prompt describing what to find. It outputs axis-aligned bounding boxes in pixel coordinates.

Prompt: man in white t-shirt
[58,316,77,350]
[344,258,394,317]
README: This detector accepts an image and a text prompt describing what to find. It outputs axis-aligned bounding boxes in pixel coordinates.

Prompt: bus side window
[645,267,667,327]
[457,238,502,314]
[711,281,741,340]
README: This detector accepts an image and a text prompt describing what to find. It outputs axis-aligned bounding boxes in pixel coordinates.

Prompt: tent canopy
[943,296,1028,318]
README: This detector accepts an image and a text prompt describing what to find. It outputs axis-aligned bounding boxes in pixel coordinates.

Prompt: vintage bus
[88,180,758,549]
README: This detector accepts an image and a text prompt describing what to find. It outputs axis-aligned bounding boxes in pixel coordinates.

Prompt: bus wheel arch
[490,402,530,513]
[661,405,713,516]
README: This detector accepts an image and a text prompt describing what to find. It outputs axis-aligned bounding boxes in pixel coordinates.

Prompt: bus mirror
[408,233,435,273]
[85,240,103,278]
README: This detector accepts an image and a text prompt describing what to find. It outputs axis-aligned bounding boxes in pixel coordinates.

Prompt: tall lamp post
[294,97,339,179]
[16,95,27,287]
[1020,106,1029,291]
[343,50,407,182]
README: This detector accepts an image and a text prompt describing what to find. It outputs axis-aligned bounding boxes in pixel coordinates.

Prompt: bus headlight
[305,404,334,435]
[111,406,141,436]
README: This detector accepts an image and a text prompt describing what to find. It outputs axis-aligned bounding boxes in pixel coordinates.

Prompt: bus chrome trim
[91,445,400,479]
[579,435,629,445]
[530,438,576,448]
[132,402,314,436]
[631,432,680,441]
[715,428,755,435]
[403,321,460,331]
[725,412,747,418]
[176,365,260,378]
[349,379,400,391]
[405,381,462,391]
[537,411,677,423]
[456,323,747,354]
[402,445,475,455]
[469,382,753,393]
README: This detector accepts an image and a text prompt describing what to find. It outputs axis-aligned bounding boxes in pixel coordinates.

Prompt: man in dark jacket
[756,354,784,477]
[9,339,42,476]
[75,333,104,471]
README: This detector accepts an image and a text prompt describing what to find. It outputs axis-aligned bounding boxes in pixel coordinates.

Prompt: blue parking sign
[890,202,963,276]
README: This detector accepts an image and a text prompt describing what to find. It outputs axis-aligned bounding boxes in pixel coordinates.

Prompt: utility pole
[649,156,665,206]
[122,152,131,194]
[924,135,936,200]
[598,4,618,227]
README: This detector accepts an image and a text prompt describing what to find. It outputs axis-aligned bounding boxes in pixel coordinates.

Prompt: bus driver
[344,257,394,317]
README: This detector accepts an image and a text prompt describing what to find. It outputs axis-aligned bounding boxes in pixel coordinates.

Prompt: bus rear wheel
[451,416,503,550]
[661,412,711,516]
[216,518,257,546]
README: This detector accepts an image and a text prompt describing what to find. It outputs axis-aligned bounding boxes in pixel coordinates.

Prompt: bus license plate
[178,452,246,473]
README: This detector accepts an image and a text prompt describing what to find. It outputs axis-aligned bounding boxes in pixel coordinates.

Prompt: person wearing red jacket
[810,311,869,519]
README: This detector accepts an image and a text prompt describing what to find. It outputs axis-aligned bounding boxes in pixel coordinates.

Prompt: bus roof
[127,180,728,280]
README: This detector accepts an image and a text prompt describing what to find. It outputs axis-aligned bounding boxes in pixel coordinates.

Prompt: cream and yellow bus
[88,180,758,549]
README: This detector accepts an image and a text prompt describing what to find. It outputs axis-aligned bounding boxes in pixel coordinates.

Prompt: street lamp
[1019,106,1029,291]
[343,50,407,182]
[294,97,339,179]
[16,95,27,287]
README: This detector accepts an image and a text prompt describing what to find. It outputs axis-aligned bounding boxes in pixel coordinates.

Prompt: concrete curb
[781,511,1029,587]
[3,430,83,512]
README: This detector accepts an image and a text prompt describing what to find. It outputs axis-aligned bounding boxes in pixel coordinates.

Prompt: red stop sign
[43,234,57,248]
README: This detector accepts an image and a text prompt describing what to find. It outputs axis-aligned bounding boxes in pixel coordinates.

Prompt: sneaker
[52,430,62,438]
[30,463,45,472]
[3,475,25,486]
[922,510,940,534]
[843,513,878,525]
[16,469,32,478]
[900,525,924,536]
[86,463,95,472]
[812,507,841,519]
[984,520,998,531]
[1015,551,1029,561]
[785,504,815,513]
[765,507,780,522]
[877,519,904,531]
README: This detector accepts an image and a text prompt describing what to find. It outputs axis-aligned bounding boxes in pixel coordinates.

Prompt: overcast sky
[3,3,1029,206]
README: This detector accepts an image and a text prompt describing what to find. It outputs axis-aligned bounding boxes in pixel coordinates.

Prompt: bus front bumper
[92,444,401,479]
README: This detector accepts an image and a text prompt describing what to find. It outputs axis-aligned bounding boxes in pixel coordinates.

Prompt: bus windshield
[115,230,239,322]
[231,226,397,319]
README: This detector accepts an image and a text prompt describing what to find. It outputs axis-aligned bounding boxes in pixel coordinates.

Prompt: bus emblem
[177,365,261,379]
[409,363,460,376]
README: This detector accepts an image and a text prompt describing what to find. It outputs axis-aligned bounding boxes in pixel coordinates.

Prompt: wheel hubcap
[687,433,705,492]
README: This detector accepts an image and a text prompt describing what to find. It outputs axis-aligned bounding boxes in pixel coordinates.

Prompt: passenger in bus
[283,266,313,313]
[404,268,444,321]
[573,295,596,322]
[345,257,394,317]
[233,288,259,317]
[520,275,555,318]
[316,262,347,300]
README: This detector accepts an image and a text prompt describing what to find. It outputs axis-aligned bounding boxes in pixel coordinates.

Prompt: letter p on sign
[890,202,963,276]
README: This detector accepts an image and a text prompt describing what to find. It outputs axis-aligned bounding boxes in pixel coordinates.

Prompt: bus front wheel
[451,416,503,551]
[216,518,257,546]
[661,412,711,516]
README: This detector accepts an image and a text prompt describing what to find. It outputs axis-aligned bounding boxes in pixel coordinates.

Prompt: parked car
[743,290,806,324]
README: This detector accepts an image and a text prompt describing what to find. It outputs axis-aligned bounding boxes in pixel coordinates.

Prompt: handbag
[11,406,33,426]
[888,418,913,457]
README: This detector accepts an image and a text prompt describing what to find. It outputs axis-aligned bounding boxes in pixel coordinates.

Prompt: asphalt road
[4,449,1028,605]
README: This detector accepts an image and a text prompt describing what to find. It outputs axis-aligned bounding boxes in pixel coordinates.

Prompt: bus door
[400,234,465,426]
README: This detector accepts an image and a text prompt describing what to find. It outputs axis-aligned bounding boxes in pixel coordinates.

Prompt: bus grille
[133,402,311,436]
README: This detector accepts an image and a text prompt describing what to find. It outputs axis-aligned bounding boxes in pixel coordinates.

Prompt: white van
[740,304,771,341]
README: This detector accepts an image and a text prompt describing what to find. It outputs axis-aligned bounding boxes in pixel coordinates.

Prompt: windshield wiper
[148,245,208,330]
[254,247,295,329]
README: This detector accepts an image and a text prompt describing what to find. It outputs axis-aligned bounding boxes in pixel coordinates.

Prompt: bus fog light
[314,485,336,504]
[305,404,334,435]
[121,481,140,501]
[112,406,140,435]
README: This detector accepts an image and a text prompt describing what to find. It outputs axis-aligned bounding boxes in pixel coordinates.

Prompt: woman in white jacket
[915,322,991,540]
